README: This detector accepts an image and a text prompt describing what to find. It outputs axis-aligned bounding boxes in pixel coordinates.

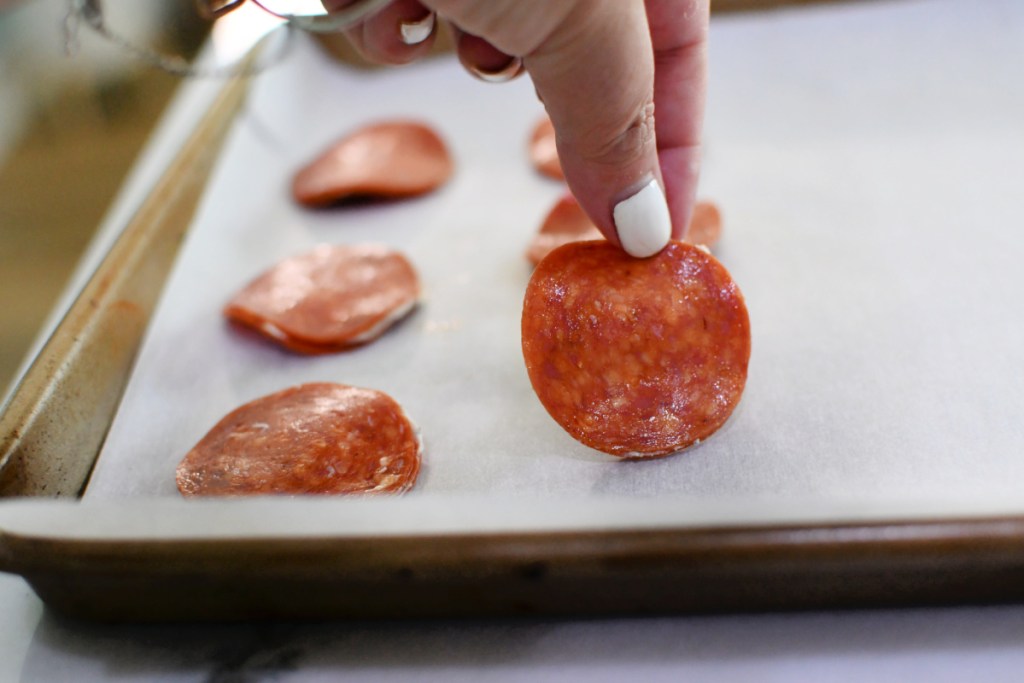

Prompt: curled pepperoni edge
[292,120,455,207]
[223,245,421,355]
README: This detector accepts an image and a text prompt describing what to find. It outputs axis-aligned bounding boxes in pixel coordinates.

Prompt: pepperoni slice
[529,116,564,181]
[526,194,724,266]
[685,200,723,249]
[525,192,603,266]
[521,240,751,458]
[224,244,420,354]
[176,383,421,496]
[292,121,453,207]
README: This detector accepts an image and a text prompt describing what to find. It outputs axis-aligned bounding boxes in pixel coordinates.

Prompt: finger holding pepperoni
[327,0,709,258]
[526,193,724,266]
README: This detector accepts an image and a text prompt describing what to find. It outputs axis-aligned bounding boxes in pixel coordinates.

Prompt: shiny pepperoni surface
[522,241,750,458]
[177,383,421,496]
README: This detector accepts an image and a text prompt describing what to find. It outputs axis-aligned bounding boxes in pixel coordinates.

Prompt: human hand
[332,0,708,258]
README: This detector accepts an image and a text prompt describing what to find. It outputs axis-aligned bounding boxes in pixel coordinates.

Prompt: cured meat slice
[525,193,603,266]
[225,244,420,354]
[685,200,723,249]
[526,194,724,266]
[529,116,564,181]
[521,240,750,458]
[177,383,421,496]
[292,120,453,207]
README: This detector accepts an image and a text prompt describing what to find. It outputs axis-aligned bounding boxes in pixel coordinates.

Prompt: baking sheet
[87,0,1024,508]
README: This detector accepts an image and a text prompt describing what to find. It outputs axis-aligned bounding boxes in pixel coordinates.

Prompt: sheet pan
[2,0,1023,620]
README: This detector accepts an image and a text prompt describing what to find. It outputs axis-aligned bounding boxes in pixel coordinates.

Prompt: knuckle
[578,100,656,168]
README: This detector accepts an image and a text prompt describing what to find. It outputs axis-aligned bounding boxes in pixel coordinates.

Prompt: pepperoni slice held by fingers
[529,116,564,181]
[522,241,751,458]
[225,244,420,354]
[526,194,724,266]
[526,192,603,266]
[292,120,453,207]
[176,383,422,496]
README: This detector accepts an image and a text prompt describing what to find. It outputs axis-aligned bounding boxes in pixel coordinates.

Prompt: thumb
[526,1,669,257]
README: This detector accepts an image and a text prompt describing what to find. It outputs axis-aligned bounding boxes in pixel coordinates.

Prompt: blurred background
[0,0,208,394]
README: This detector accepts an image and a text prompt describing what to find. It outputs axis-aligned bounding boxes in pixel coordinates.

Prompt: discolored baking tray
[3,0,1024,621]
[2,496,1024,622]
[0,69,250,499]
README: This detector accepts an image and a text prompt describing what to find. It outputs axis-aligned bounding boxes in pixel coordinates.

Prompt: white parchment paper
[88,0,1024,508]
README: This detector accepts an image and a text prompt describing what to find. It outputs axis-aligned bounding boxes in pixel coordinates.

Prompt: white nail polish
[468,56,524,83]
[613,179,672,258]
[400,12,435,45]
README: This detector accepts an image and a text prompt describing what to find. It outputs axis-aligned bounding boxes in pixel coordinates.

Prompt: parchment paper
[88,0,1024,507]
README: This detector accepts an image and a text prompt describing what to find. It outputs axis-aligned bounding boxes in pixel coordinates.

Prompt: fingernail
[613,178,672,258]
[468,56,524,83]
[400,12,435,45]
